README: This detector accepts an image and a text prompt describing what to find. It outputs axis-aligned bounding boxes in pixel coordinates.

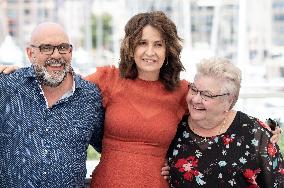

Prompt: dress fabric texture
[85,66,188,188]
[168,111,284,188]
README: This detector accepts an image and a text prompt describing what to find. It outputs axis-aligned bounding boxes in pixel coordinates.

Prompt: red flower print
[174,156,200,181]
[279,168,284,175]
[187,156,198,167]
[257,119,270,129]
[268,143,277,157]
[243,168,260,187]
[183,169,199,180]
[222,135,234,146]
[183,171,194,180]
[175,158,188,171]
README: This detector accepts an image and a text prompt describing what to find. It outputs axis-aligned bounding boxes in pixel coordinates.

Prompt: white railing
[236,88,284,124]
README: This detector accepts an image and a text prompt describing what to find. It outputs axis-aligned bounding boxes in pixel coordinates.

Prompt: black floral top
[168,111,284,188]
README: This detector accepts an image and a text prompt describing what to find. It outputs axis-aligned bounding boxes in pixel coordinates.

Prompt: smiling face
[187,75,232,127]
[26,23,72,87]
[134,25,166,81]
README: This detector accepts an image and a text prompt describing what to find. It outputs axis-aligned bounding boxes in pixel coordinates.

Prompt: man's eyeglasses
[30,43,72,55]
[189,83,230,101]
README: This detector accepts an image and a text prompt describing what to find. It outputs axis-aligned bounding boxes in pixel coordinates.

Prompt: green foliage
[277,121,284,155]
[87,145,101,160]
[279,136,284,155]
[91,13,112,49]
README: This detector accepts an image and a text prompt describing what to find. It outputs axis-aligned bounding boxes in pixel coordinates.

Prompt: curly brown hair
[119,11,185,91]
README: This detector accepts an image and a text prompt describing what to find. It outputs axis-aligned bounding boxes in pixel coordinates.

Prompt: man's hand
[266,118,283,144]
[0,65,19,74]
[161,162,170,180]
[271,126,283,144]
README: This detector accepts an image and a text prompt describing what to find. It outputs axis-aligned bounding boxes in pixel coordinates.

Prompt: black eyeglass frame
[188,83,230,101]
[30,43,73,55]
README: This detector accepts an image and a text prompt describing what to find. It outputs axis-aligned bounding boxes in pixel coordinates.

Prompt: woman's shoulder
[236,111,272,134]
[95,65,118,72]
[176,114,189,132]
[180,79,189,88]
[173,79,188,96]
[93,65,119,78]
[85,65,119,83]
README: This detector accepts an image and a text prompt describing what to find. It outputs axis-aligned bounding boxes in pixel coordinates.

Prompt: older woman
[167,57,284,187]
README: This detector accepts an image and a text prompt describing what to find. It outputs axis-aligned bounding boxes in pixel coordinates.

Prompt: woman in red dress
[86,11,188,188]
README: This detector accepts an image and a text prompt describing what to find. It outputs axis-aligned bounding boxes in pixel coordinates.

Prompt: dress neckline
[186,111,239,150]
[136,77,160,83]
[133,78,163,87]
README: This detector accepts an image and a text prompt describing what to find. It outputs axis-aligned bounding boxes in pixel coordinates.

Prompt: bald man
[0,22,104,187]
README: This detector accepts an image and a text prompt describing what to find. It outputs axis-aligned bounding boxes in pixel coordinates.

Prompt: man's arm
[89,125,104,153]
[89,91,105,153]
[0,74,7,121]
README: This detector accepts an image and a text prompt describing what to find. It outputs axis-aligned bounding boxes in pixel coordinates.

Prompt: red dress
[85,66,188,188]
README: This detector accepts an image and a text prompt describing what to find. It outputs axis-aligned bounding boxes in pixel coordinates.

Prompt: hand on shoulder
[0,64,19,74]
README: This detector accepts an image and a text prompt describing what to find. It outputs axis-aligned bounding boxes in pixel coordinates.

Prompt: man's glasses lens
[40,45,54,53]
[32,43,72,55]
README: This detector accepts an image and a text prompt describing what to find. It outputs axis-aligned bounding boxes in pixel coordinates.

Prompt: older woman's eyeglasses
[189,83,230,101]
[30,43,72,55]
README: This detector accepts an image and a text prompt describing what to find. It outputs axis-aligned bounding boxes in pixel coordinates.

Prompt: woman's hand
[161,162,170,180]
[0,64,19,74]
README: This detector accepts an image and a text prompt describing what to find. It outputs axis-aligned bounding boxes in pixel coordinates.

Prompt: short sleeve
[85,66,118,107]
[89,110,104,153]
[85,83,105,153]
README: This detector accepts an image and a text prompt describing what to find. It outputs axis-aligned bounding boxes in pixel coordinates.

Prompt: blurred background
[1,0,284,177]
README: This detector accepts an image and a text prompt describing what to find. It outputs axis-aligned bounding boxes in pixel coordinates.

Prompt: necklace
[189,111,230,142]
[217,116,228,135]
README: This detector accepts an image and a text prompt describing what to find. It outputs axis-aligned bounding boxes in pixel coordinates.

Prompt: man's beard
[34,58,72,87]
